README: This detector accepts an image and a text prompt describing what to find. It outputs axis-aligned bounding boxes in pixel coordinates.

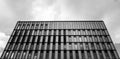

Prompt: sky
[0,0,120,57]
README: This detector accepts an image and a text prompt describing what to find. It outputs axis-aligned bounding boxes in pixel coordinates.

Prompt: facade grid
[0,21,120,59]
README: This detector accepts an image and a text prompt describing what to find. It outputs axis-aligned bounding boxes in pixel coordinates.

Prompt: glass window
[104,51,110,59]
[85,36,88,42]
[87,51,91,59]
[64,51,67,59]
[96,43,101,50]
[52,51,55,59]
[99,51,104,59]
[110,51,116,58]
[85,43,89,50]
[91,43,95,50]
[70,51,73,59]
[40,24,43,29]
[102,43,106,50]
[79,43,84,50]
[81,51,85,59]
[93,51,97,59]
[40,51,43,59]
[46,51,49,59]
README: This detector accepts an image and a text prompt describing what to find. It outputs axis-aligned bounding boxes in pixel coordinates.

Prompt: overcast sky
[0,0,120,56]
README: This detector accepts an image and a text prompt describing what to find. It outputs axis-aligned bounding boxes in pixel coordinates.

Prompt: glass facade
[0,21,119,59]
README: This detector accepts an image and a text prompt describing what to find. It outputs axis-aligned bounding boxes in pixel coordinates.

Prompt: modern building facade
[1,21,119,59]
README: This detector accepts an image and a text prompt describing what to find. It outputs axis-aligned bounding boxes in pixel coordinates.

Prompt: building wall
[1,21,119,59]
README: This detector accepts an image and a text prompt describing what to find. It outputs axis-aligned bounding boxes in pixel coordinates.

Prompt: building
[1,21,119,59]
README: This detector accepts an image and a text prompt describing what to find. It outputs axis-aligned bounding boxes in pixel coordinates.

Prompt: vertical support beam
[102,51,106,59]
[85,51,88,59]
[1,51,7,59]
[55,51,58,59]
[72,51,76,59]
[96,51,100,59]
[13,51,18,59]
[90,51,94,59]
[114,51,119,59]
[49,51,52,59]
[99,43,103,50]
[19,51,23,59]
[94,43,97,50]
[61,51,64,59]
[25,51,29,59]
[78,51,82,59]
[108,51,112,59]
[67,51,70,59]
[31,51,35,59]
[43,51,46,59]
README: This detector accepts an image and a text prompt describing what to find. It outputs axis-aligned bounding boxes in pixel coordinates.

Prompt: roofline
[18,20,103,22]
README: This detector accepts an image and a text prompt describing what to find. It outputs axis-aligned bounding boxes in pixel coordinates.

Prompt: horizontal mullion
[8,41,112,43]
[4,49,115,51]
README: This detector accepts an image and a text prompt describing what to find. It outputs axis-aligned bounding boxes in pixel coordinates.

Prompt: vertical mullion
[37,51,41,59]
[55,51,58,59]
[72,51,76,59]
[113,51,119,59]
[102,51,106,59]
[90,51,94,59]
[49,51,52,59]
[84,51,88,59]
[61,51,64,59]
[43,51,46,59]
[25,51,29,59]
[96,51,100,59]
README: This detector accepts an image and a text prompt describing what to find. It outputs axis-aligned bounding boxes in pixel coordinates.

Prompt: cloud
[0,0,120,44]
[0,0,34,34]
[0,0,120,57]
[32,0,120,43]
[0,32,9,57]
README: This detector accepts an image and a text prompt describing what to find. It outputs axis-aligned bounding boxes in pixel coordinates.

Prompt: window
[40,51,43,59]
[74,43,78,50]
[102,43,106,50]
[40,24,43,29]
[26,30,30,35]
[36,44,39,50]
[93,51,98,59]
[46,51,49,59]
[13,43,18,50]
[79,43,84,50]
[104,51,110,59]
[31,24,35,29]
[87,51,91,59]
[58,51,61,59]
[64,51,67,59]
[52,51,55,59]
[59,30,61,35]
[22,51,26,58]
[96,43,101,50]
[44,30,47,35]
[34,51,38,58]
[70,51,73,59]
[81,51,85,59]
[30,44,34,50]
[106,43,112,50]
[110,51,116,59]
[85,43,89,50]
[84,36,87,42]
[99,51,104,59]
[35,24,39,29]
[76,51,79,59]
